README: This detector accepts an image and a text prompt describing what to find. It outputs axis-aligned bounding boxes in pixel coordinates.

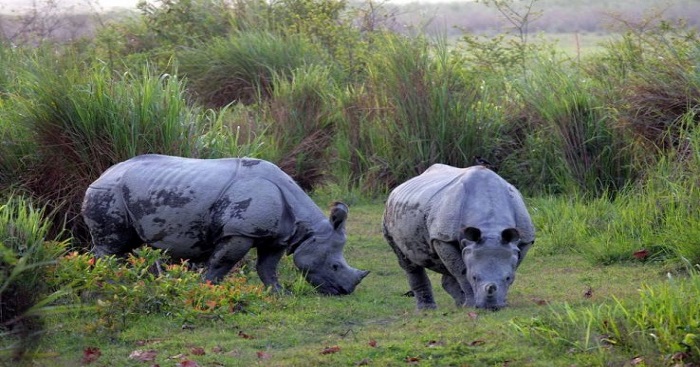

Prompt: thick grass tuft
[0,195,68,363]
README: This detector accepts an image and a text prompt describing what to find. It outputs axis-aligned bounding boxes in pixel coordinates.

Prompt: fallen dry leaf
[256,351,271,359]
[469,340,486,346]
[467,311,478,320]
[584,287,593,298]
[368,339,377,348]
[238,331,255,339]
[532,297,548,306]
[129,349,158,362]
[671,351,689,361]
[81,347,101,364]
[405,356,421,364]
[321,345,341,355]
[633,249,649,260]
[630,356,644,365]
[190,347,205,356]
[176,360,200,367]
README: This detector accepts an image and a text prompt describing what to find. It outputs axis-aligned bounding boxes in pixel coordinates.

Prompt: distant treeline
[389,0,700,36]
[1,0,699,45]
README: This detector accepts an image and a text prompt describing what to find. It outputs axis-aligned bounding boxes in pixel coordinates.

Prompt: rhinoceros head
[460,226,525,310]
[291,202,369,295]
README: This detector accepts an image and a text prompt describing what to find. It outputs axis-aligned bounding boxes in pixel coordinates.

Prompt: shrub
[0,195,69,363]
[49,247,271,334]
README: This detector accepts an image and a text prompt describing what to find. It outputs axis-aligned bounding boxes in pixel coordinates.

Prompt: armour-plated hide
[382,164,534,310]
[81,154,368,295]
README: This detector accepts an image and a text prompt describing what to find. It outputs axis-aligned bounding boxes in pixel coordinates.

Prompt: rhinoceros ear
[501,228,520,244]
[461,227,482,243]
[329,202,349,231]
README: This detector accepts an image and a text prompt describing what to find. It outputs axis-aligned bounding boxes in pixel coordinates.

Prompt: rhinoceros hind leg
[88,223,142,258]
[256,246,286,292]
[205,236,253,284]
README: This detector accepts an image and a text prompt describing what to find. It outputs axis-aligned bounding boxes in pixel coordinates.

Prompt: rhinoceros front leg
[441,274,473,307]
[255,246,285,292]
[432,240,475,307]
[385,233,436,309]
[205,236,254,283]
[406,268,437,309]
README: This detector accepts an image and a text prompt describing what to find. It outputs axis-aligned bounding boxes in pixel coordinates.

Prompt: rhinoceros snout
[476,283,506,310]
[485,283,497,296]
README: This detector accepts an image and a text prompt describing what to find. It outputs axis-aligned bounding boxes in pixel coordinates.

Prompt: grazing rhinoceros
[81,154,369,295]
[382,164,534,310]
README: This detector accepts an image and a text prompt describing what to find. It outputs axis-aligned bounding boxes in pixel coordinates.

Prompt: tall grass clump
[594,22,700,152]
[527,195,618,257]
[2,53,263,242]
[3,61,197,237]
[354,33,506,191]
[510,57,639,196]
[178,31,329,107]
[532,116,700,266]
[0,195,69,363]
[513,267,700,365]
[578,114,700,266]
[267,65,339,190]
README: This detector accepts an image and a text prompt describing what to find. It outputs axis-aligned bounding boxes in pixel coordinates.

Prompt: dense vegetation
[1,0,699,365]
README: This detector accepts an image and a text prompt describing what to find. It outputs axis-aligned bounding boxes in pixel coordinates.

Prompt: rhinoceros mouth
[317,284,350,296]
[475,302,506,311]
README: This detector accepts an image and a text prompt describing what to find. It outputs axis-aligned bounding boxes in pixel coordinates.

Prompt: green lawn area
[33,202,669,366]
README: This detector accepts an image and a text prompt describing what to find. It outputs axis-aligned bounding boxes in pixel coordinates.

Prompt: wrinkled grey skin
[382,164,535,310]
[81,154,368,295]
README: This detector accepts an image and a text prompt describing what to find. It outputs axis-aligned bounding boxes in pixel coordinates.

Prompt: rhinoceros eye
[332,263,340,271]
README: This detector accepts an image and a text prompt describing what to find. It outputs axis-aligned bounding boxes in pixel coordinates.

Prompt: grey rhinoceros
[81,154,369,295]
[382,164,534,310]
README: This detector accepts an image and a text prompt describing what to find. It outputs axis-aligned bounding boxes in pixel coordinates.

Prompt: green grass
[24,202,676,366]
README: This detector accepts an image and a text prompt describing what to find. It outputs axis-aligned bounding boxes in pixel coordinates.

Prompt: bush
[49,247,271,334]
[0,195,69,363]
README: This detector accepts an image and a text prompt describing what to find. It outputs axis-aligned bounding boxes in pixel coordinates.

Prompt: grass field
[28,202,671,366]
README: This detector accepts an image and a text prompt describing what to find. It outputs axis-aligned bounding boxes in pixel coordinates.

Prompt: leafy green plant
[0,195,70,363]
[50,247,271,335]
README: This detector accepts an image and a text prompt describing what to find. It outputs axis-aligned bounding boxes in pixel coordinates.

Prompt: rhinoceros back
[83,154,319,259]
[384,164,534,246]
